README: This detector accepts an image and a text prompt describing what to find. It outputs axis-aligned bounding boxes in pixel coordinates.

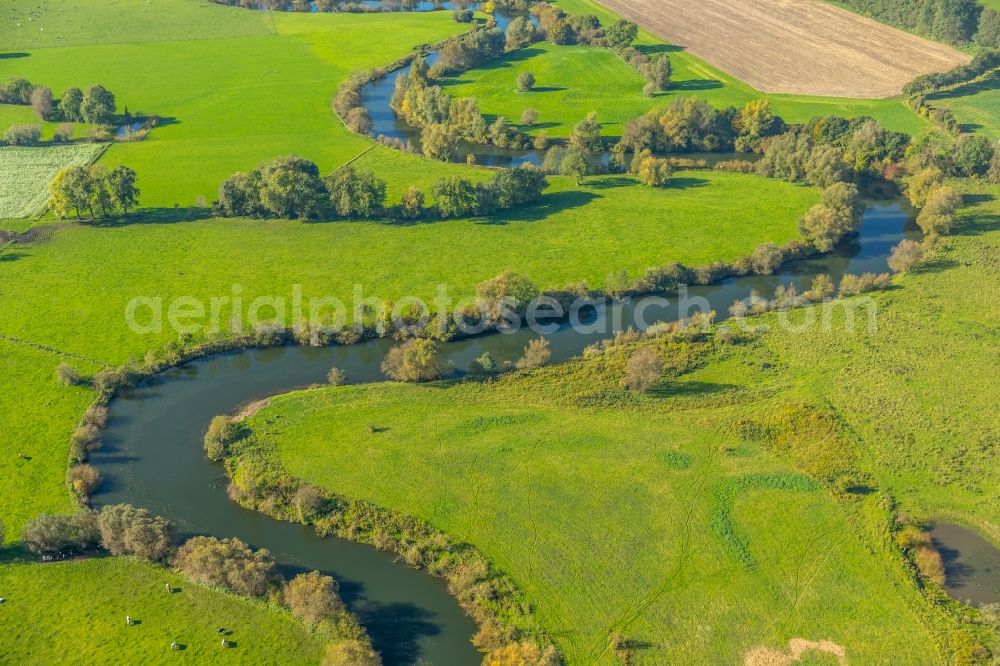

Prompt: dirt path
[594,0,969,98]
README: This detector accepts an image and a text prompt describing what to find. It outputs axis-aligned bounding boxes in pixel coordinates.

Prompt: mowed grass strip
[0,144,105,219]
[0,558,327,665]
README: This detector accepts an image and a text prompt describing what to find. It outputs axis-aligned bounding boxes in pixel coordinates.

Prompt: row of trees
[835,0,981,46]
[616,97,786,159]
[215,156,547,220]
[49,165,140,221]
[1,78,117,124]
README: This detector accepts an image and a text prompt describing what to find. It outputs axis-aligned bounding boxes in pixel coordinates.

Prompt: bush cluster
[49,165,140,221]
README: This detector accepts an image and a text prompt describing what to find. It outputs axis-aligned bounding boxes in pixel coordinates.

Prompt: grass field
[445,41,930,138]
[0,557,328,664]
[234,182,1000,663]
[0,144,105,219]
[930,72,1000,139]
[1,5,471,210]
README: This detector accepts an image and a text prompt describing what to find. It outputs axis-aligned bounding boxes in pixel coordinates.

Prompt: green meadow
[0,557,328,664]
[1,0,997,664]
[239,182,1000,663]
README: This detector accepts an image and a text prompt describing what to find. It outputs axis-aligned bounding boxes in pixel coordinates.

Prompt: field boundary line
[0,333,108,366]
[339,145,377,169]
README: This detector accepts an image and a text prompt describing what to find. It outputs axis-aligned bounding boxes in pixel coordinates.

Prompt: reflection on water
[932,522,1000,607]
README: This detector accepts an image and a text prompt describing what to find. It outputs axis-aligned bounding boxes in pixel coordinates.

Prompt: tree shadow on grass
[929,71,1000,101]
[529,86,568,93]
[478,189,599,224]
[954,212,1000,237]
[647,381,740,399]
[0,53,30,60]
[0,251,27,262]
[667,176,710,189]
[671,79,724,92]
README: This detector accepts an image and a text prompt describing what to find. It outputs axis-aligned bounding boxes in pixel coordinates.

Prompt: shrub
[517,71,536,92]
[56,363,81,386]
[325,165,386,218]
[327,367,346,386]
[453,8,474,22]
[914,545,945,585]
[888,239,926,274]
[636,155,672,187]
[904,166,944,208]
[67,464,102,497]
[22,510,100,555]
[344,106,373,135]
[520,107,538,126]
[323,640,381,666]
[516,337,551,370]
[204,415,242,462]
[52,124,74,143]
[98,504,175,562]
[59,87,84,122]
[917,186,962,235]
[294,485,324,523]
[749,243,784,275]
[174,536,275,597]
[839,272,891,296]
[398,186,424,220]
[30,86,54,120]
[484,641,560,666]
[803,274,835,302]
[605,18,638,50]
[283,571,345,625]
[1,78,34,104]
[624,347,664,391]
[476,271,540,323]
[505,15,537,50]
[4,124,41,146]
[432,176,478,218]
[381,339,448,382]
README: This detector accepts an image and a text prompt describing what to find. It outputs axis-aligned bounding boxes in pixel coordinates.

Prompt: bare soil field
[594,0,970,98]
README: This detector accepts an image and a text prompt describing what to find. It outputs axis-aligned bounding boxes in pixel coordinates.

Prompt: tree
[30,86,53,120]
[98,504,175,562]
[259,156,327,219]
[204,415,242,462]
[49,166,96,220]
[953,135,993,177]
[67,464,102,497]
[605,19,638,50]
[804,145,850,188]
[520,108,538,126]
[484,641,560,666]
[283,571,345,625]
[344,106,373,135]
[81,85,116,124]
[749,243,784,275]
[174,536,276,597]
[432,176,478,218]
[505,16,537,51]
[487,166,548,208]
[22,510,100,555]
[636,155,672,187]
[327,367,346,385]
[381,338,448,382]
[215,171,264,218]
[56,363,81,386]
[324,166,387,218]
[905,167,944,208]
[2,78,34,104]
[917,186,962,235]
[4,124,41,145]
[624,347,664,391]
[976,8,1000,47]
[60,87,84,122]
[476,271,540,322]
[398,186,424,220]
[421,123,458,161]
[560,148,590,185]
[733,100,779,150]
[517,71,536,92]
[107,166,140,218]
[569,111,602,152]
[516,337,551,370]
[888,239,926,274]
[639,54,672,93]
